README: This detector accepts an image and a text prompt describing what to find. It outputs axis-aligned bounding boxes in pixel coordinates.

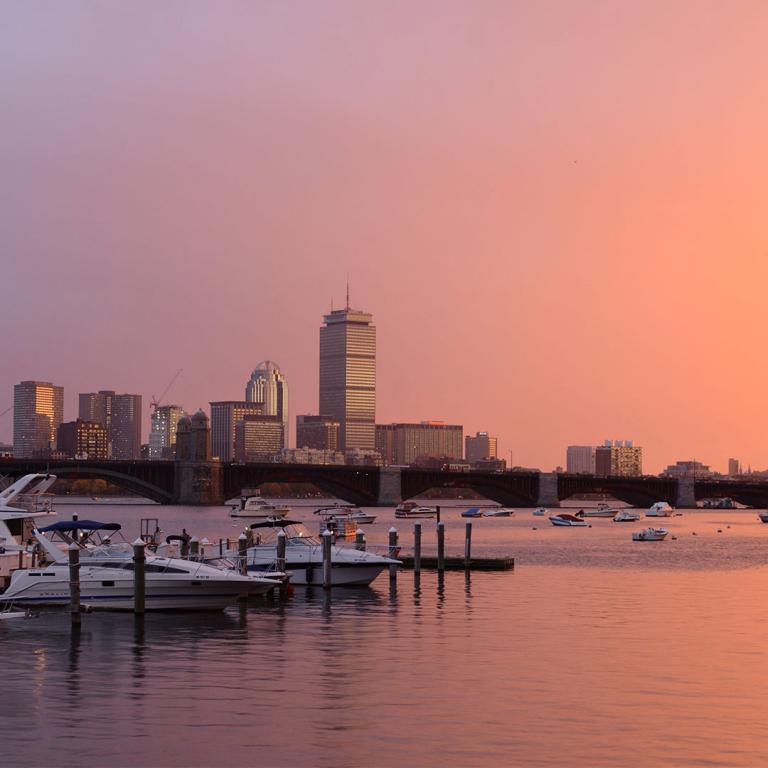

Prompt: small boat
[703,498,736,509]
[580,503,620,518]
[314,504,376,525]
[532,507,547,516]
[230,496,291,519]
[647,501,674,517]
[613,510,641,522]
[758,513,768,523]
[483,507,513,517]
[632,527,669,541]
[395,502,437,519]
[461,507,484,518]
[549,513,588,527]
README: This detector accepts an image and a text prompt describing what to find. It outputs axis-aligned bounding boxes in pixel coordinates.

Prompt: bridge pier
[173,462,224,506]
[376,466,402,507]
[536,472,560,508]
[675,477,696,509]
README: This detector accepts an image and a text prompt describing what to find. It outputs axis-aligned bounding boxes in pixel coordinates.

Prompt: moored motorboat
[632,527,669,541]
[549,513,588,527]
[395,502,437,519]
[461,507,484,518]
[1,518,272,610]
[758,512,768,523]
[532,507,547,516]
[580,503,620,518]
[647,501,674,517]
[613,510,641,522]
[230,496,291,519]
[483,507,513,517]
[314,504,376,525]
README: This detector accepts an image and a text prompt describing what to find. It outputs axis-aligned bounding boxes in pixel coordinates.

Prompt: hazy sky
[3,1,768,472]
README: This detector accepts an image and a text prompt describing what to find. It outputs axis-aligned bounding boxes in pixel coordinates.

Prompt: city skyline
[4,3,768,473]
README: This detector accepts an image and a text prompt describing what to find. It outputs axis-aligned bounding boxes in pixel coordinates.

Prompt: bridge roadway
[1,459,767,508]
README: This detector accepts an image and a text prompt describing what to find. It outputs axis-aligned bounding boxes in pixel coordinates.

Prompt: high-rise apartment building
[209,401,264,461]
[13,381,64,458]
[595,440,642,477]
[319,304,376,451]
[465,432,498,462]
[296,415,340,451]
[728,458,741,476]
[245,361,289,448]
[148,405,185,459]
[78,391,142,459]
[234,414,284,462]
[57,419,108,459]
[566,445,596,474]
[375,422,463,466]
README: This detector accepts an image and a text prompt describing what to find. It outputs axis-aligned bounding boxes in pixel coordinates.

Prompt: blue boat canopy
[38,519,122,533]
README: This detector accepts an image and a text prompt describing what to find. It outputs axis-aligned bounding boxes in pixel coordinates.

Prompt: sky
[3,1,768,473]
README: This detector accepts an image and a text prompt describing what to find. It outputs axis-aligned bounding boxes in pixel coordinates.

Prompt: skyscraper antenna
[346,274,350,310]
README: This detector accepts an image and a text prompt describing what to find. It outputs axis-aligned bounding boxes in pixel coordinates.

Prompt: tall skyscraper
[465,432,498,462]
[13,381,64,458]
[319,302,376,451]
[210,401,264,461]
[79,391,142,459]
[566,445,596,474]
[245,361,289,448]
[148,405,186,459]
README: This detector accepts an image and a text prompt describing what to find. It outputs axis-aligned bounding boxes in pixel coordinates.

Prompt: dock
[397,556,514,571]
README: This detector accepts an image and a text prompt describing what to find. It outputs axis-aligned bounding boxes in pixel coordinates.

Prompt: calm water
[3,501,768,767]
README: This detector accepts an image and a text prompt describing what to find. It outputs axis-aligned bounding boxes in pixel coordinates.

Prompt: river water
[3,500,768,767]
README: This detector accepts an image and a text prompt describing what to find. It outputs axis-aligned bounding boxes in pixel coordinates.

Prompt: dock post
[413,523,422,574]
[133,539,146,615]
[464,522,472,568]
[355,528,366,551]
[219,538,224,558]
[388,527,398,582]
[190,537,199,561]
[436,505,441,524]
[322,529,332,589]
[238,533,248,576]
[276,530,287,598]
[437,520,445,574]
[68,542,81,626]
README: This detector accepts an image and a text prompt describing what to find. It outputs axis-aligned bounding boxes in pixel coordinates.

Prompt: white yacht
[647,502,674,517]
[230,495,291,519]
[549,513,589,527]
[314,504,376,525]
[632,527,669,541]
[1,518,275,611]
[0,474,58,585]
[483,507,514,517]
[613,510,641,522]
[232,518,400,586]
[580,503,620,518]
[532,507,547,516]
[395,502,437,519]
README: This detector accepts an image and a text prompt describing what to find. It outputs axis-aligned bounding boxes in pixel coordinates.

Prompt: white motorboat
[314,504,376,525]
[0,474,58,585]
[758,512,768,523]
[230,495,291,519]
[647,501,674,517]
[232,518,400,586]
[1,518,274,611]
[632,527,669,541]
[483,507,514,517]
[549,513,588,527]
[613,510,641,522]
[532,507,547,516]
[395,502,437,519]
[580,503,620,518]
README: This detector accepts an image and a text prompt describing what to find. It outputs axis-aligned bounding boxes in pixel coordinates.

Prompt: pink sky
[3,1,768,472]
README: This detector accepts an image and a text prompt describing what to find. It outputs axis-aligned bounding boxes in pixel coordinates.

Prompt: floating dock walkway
[397,556,514,571]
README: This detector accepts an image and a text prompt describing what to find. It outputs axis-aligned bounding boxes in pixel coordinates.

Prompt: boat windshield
[81,543,134,559]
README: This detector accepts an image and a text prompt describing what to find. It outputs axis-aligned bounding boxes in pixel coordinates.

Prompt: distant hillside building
[296,415,340,451]
[566,445,596,474]
[56,419,108,459]
[465,432,498,462]
[79,390,142,459]
[595,440,642,477]
[13,380,64,458]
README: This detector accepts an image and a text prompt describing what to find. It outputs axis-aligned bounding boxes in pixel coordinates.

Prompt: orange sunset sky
[3,1,768,472]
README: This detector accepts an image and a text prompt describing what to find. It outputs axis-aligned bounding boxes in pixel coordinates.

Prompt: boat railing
[10,494,55,515]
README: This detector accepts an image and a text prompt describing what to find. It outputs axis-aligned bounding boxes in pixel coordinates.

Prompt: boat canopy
[248,519,302,529]
[38,519,122,533]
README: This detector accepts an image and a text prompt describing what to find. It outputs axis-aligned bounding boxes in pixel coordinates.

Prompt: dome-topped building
[245,361,288,449]
[175,409,211,461]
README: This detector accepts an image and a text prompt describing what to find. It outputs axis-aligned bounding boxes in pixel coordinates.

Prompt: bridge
[1,459,767,508]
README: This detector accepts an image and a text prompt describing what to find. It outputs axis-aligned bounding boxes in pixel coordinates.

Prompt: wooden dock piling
[68,542,80,626]
[388,527,398,581]
[322,529,332,589]
[437,521,445,573]
[190,537,199,561]
[133,538,146,615]
[355,528,366,551]
[238,533,248,576]
[413,523,422,574]
[464,522,472,568]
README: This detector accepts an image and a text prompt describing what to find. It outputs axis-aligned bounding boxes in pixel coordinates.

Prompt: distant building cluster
[565,440,642,477]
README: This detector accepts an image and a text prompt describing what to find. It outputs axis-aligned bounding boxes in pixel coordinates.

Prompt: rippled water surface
[3,501,768,767]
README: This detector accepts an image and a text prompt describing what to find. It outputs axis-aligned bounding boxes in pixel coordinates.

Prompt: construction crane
[0,405,12,419]
[151,368,183,412]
